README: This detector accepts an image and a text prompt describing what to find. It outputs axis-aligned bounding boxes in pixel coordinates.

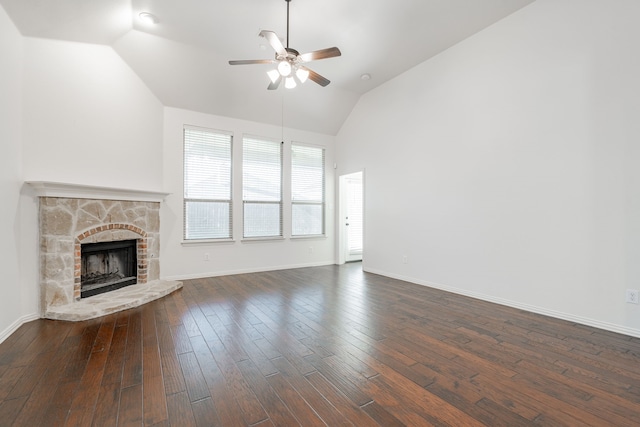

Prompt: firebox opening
[81,239,137,298]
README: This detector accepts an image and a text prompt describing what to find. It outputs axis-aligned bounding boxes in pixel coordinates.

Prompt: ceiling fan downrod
[285,0,290,49]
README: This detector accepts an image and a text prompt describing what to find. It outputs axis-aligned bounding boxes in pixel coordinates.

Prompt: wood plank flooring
[1,263,639,426]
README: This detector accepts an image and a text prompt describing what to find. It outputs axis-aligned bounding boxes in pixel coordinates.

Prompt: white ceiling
[2,0,535,135]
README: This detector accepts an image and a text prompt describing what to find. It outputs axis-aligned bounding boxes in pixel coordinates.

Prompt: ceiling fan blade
[229,59,276,65]
[301,66,331,87]
[259,30,287,56]
[268,76,282,90]
[299,47,342,62]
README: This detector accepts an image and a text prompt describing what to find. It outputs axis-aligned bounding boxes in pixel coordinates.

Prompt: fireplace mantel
[26,181,170,202]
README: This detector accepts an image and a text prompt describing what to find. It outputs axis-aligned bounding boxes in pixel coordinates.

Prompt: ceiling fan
[228,0,341,90]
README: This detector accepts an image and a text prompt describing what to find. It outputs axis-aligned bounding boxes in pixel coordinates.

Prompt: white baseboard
[0,313,40,344]
[9,265,634,342]
[365,267,640,339]
[162,260,335,282]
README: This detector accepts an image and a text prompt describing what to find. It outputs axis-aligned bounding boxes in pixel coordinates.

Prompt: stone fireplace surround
[28,182,182,321]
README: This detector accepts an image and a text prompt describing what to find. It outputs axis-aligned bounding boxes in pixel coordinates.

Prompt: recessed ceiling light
[138,12,159,25]
[360,73,372,81]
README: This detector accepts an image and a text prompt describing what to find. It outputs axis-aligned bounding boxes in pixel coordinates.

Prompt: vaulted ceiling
[1,0,535,135]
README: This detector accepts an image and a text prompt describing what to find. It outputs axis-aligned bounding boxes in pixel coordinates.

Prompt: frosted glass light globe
[285,76,297,89]
[277,61,292,76]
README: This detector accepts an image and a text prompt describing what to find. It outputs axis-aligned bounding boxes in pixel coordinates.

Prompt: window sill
[181,238,235,245]
[241,236,285,243]
[290,234,327,240]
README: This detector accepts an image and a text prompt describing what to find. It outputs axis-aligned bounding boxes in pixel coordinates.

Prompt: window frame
[242,135,284,240]
[182,125,233,242]
[291,142,326,238]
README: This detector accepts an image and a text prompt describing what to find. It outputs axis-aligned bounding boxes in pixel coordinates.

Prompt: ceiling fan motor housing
[277,48,300,64]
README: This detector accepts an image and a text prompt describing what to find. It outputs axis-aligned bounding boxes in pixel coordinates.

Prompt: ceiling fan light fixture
[267,69,281,84]
[296,68,309,83]
[277,60,292,76]
[228,0,341,90]
[285,76,297,89]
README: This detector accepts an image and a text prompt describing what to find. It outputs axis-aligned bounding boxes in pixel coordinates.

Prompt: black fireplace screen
[81,239,137,298]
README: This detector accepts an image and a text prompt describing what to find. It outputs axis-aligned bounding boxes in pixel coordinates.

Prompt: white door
[342,172,363,262]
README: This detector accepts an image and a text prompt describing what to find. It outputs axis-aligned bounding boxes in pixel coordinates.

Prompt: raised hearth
[45,280,181,321]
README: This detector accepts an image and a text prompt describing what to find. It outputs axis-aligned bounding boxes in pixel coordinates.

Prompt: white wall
[0,5,35,341]
[161,107,335,280]
[0,36,165,341]
[336,0,640,336]
[22,38,164,191]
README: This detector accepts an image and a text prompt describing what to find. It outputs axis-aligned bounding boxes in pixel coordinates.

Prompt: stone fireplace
[29,182,181,321]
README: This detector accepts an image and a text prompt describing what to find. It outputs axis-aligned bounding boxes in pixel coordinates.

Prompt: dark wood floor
[1,263,639,426]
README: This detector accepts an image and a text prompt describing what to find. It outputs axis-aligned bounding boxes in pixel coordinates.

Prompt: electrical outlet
[204,253,210,262]
[402,255,408,264]
[626,289,639,304]
[308,246,313,254]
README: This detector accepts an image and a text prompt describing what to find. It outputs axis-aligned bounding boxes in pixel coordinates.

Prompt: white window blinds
[183,127,232,240]
[243,136,282,238]
[291,144,325,236]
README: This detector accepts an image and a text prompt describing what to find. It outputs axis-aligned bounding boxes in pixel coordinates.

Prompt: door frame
[338,170,364,265]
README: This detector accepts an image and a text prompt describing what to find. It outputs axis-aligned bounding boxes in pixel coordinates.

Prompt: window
[243,136,282,238]
[291,144,325,236]
[183,127,232,240]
